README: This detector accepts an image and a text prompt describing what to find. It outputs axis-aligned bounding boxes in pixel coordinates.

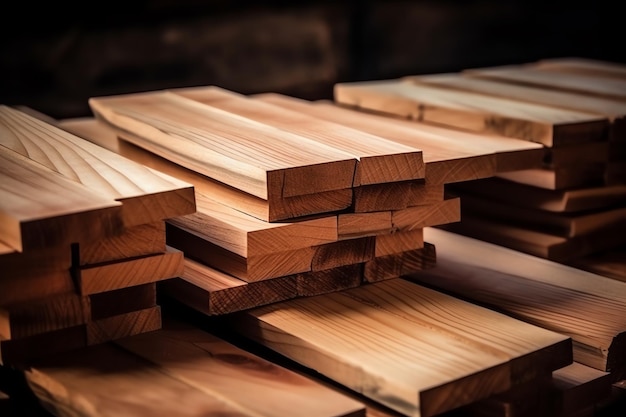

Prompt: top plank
[532,57,626,80]
[89,91,358,200]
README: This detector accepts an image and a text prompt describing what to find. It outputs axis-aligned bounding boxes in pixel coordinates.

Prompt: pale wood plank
[116,320,366,417]
[352,182,444,213]
[333,80,608,147]
[375,229,424,257]
[86,306,161,345]
[363,244,436,283]
[0,147,123,252]
[78,246,184,295]
[567,246,626,283]
[496,165,606,190]
[173,86,425,186]
[89,91,357,200]
[232,278,571,417]
[0,106,196,227]
[311,236,375,272]
[392,197,460,231]
[534,57,626,79]
[465,64,626,100]
[59,118,354,222]
[89,283,157,320]
[413,227,626,378]
[338,211,393,240]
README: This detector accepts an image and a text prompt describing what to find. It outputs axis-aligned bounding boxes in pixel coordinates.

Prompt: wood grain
[338,211,393,239]
[363,244,436,283]
[375,229,424,257]
[549,362,612,416]
[296,263,363,297]
[89,91,357,200]
[89,283,157,320]
[0,269,76,308]
[311,236,375,271]
[86,306,161,345]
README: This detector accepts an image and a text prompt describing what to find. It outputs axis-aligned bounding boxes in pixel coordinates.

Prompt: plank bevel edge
[88,91,358,200]
[410,227,626,380]
[0,105,196,227]
[229,278,571,417]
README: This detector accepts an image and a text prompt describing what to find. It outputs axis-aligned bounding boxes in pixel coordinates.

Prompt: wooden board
[86,306,162,345]
[0,269,75,308]
[496,165,606,190]
[231,279,571,417]
[545,141,610,167]
[0,146,124,252]
[173,86,426,186]
[89,91,357,200]
[295,263,363,297]
[0,244,70,280]
[363,243,436,283]
[391,196,461,231]
[338,211,393,240]
[411,227,626,379]
[89,283,157,320]
[375,229,424,257]
[333,79,609,147]
[566,246,626,283]
[533,57,626,80]
[0,105,196,227]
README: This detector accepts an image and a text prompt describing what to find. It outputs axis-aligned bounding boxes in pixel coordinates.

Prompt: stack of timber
[0,105,196,366]
[333,57,626,262]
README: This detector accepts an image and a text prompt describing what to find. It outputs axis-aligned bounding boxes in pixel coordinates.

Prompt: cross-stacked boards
[334,57,626,262]
[0,106,196,366]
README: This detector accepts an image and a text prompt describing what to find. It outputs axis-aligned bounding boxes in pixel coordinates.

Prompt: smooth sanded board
[0,146,123,252]
[173,85,426,186]
[0,105,196,227]
[333,79,608,147]
[533,57,626,79]
[89,91,357,200]
[413,227,626,379]
[464,64,626,101]
[59,117,354,222]
[353,182,445,213]
[231,278,571,417]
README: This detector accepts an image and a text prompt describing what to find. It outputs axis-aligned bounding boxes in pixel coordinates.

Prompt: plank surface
[534,57,626,79]
[89,91,357,200]
[86,306,162,345]
[549,362,612,416]
[173,86,425,186]
[391,196,461,231]
[496,165,606,190]
[375,229,424,257]
[0,106,196,227]
[363,244,436,283]
[567,246,626,283]
[89,283,157,320]
[232,279,571,417]
[333,79,608,147]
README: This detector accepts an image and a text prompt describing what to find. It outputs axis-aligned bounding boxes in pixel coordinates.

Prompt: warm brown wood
[232,278,571,417]
[534,57,626,80]
[88,91,358,200]
[1,325,86,367]
[449,177,626,213]
[496,165,606,190]
[173,85,425,186]
[296,263,363,297]
[86,306,161,346]
[0,270,76,308]
[311,236,375,271]
[1,244,70,280]
[545,141,610,167]
[567,246,626,283]
[0,147,123,252]
[89,283,157,320]
[78,246,184,295]
[0,106,196,228]
[549,362,612,416]
[392,197,461,231]
[465,64,626,100]
[412,227,626,379]
[59,118,354,222]
[363,243,436,283]
[375,229,424,257]
[79,221,166,265]
[338,211,393,239]
[333,80,608,147]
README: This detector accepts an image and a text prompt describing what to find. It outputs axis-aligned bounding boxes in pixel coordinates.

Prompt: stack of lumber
[332,57,626,262]
[53,85,543,317]
[0,105,196,366]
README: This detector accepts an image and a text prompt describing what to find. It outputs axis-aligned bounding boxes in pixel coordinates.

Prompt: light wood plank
[173,85,425,186]
[333,80,608,147]
[392,197,460,231]
[89,91,357,200]
[296,263,363,297]
[534,57,626,79]
[375,229,424,257]
[232,278,571,417]
[363,244,436,283]
[86,306,161,345]
[89,283,157,320]
[0,106,196,227]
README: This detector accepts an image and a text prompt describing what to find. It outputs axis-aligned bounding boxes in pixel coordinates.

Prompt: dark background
[1,0,625,120]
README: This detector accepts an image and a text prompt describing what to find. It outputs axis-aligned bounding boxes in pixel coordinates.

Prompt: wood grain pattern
[232,279,571,417]
[1,244,70,279]
[0,147,123,252]
[338,211,393,239]
[0,106,196,227]
[375,229,424,257]
[391,197,461,231]
[174,85,425,186]
[363,244,436,283]
[86,306,161,345]
[549,362,612,416]
[496,165,606,190]
[333,80,608,147]
[89,283,157,320]
[89,91,357,200]
[116,320,366,417]
[78,246,184,295]
[311,236,375,271]
[412,227,626,379]
[296,263,363,297]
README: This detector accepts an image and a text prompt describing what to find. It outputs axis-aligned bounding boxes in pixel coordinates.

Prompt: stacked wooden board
[0,105,196,366]
[333,57,626,262]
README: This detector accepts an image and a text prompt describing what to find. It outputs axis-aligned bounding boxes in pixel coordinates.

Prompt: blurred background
[2,0,625,120]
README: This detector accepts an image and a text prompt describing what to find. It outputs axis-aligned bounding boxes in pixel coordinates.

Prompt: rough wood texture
[89,91,357,200]
[549,362,612,416]
[411,227,626,380]
[333,80,608,147]
[174,85,426,186]
[77,246,184,295]
[89,283,157,320]
[86,306,161,345]
[232,279,571,417]
[338,211,393,239]
[0,105,196,228]
[363,243,436,283]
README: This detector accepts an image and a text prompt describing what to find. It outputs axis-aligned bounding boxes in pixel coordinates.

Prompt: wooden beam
[375,229,424,257]
[496,165,606,190]
[533,57,626,80]
[86,306,161,345]
[363,243,436,283]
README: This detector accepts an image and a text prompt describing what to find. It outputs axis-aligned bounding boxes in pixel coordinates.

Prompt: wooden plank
[59,118,354,222]
[116,320,366,417]
[333,80,608,147]
[375,229,424,257]
[78,221,166,265]
[231,278,571,417]
[338,211,393,240]
[0,244,70,279]
[533,57,626,80]
[89,283,157,320]
[24,343,251,417]
[0,269,76,308]
[77,246,184,295]
[296,263,363,297]
[448,177,626,213]
[567,246,626,283]
[363,243,436,283]
[412,227,626,379]
[0,146,123,252]
[0,106,196,227]
[89,91,357,200]
[496,165,606,190]
[173,85,426,186]
[549,362,612,416]
[86,306,161,345]
[392,196,461,231]
[464,64,626,101]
